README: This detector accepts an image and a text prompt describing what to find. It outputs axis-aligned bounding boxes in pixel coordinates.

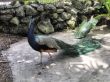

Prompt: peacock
[27,15,73,64]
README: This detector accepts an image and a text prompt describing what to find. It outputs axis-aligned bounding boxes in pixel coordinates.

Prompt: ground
[0,34,22,82]
[1,29,110,82]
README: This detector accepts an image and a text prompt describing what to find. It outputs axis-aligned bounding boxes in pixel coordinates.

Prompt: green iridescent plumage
[74,16,98,39]
[63,38,101,56]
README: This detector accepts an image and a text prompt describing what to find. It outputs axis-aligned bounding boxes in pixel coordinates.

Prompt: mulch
[0,33,23,82]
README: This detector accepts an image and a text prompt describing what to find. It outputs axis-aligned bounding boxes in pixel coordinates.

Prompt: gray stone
[57,17,64,22]
[52,13,58,19]
[0,15,13,21]
[37,5,44,12]
[61,12,71,20]
[64,1,72,6]
[0,9,13,15]
[11,1,21,7]
[0,26,2,31]
[63,6,71,12]
[16,6,25,17]
[10,17,20,26]
[67,17,76,29]
[55,2,64,8]
[21,17,29,24]
[70,8,78,15]
[24,5,37,16]
[31,4,39,9]
[56,9,64,13]
[71,0,86,11]
[12,1,21,7]
[52,19,58,24]
[54,22,67,31]
[37,18,54,34]
[44,4,56,12]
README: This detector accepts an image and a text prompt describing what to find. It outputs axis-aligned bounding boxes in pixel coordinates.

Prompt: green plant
[95,0,110,19]
[74,0,110,39]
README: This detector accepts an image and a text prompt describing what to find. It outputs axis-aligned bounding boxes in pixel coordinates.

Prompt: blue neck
[28,17,40,51]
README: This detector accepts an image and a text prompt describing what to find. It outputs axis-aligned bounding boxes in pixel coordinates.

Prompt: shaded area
[1,31,110,82]
[0,54,12,82]
[0,33,23,82]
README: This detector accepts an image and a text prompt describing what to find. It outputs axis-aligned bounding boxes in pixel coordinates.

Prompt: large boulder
[61,12,71,20]
[0,15,13,21]
[15,6,25,17]
[21,17,30,24]
[24,5,38,16]
[44,4,56,12]
[37,5,44,12]
[10,17,20,26]
[67,16,76,29]
[37,18,54,34]
[56,9,64,13]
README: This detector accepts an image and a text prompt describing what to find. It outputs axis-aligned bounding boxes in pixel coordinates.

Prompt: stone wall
[0,0,98,35]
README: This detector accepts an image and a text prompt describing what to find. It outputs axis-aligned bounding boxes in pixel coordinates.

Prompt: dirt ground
[1,27,110,82]
[1,29,110,82]
[0,33,22,82]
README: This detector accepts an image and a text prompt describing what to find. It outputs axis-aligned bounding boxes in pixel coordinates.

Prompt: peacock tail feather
[74,16,98,39]
[62,37,101,56]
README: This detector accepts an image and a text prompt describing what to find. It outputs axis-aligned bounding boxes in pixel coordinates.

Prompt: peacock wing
[53,38,73,49]
[35,35,60,49]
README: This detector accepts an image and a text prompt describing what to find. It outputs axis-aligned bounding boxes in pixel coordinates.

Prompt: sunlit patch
[25,60,33,63]
[55,71,61,75]
[68,55,109,72]
[0,2,11,5]
[50,63,56,66]
[17,59,25,63]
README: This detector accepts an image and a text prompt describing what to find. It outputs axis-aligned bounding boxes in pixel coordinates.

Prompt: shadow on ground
[1,30,110,82]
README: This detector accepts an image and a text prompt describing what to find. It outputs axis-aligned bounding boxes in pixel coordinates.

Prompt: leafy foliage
[74,0,110,39]
[95,0,110,19]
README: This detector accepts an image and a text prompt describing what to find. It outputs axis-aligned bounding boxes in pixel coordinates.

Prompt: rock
[55,2,64,8]
[31,4,39,9]
[24,5,37,16]
[21,17,29,24]
[63,6,71,12]
[0,15,13,21]
[56,9,64,13]
[18,24,28,34]
[0,26,2,31]
[0,5,13,10]
[70,8,78,15]
[67,17,76,29]
[57,17,64,22]
[61,12,71,20]
[37,5,44,12]
[54,22,67,31]
[0,9,13,15]
[44,4,56,12]
[16,6,25,17]
[10,17,19,26]
[64,1,72,6]
[11,1,21,7]
[52,13,58,19]
[37,18,54,34]
[52,19,58,24]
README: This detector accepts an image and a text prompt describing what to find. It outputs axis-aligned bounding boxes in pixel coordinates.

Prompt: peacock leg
[48,52,53,60]
[40,52,43,65]
[37,52,43,65]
